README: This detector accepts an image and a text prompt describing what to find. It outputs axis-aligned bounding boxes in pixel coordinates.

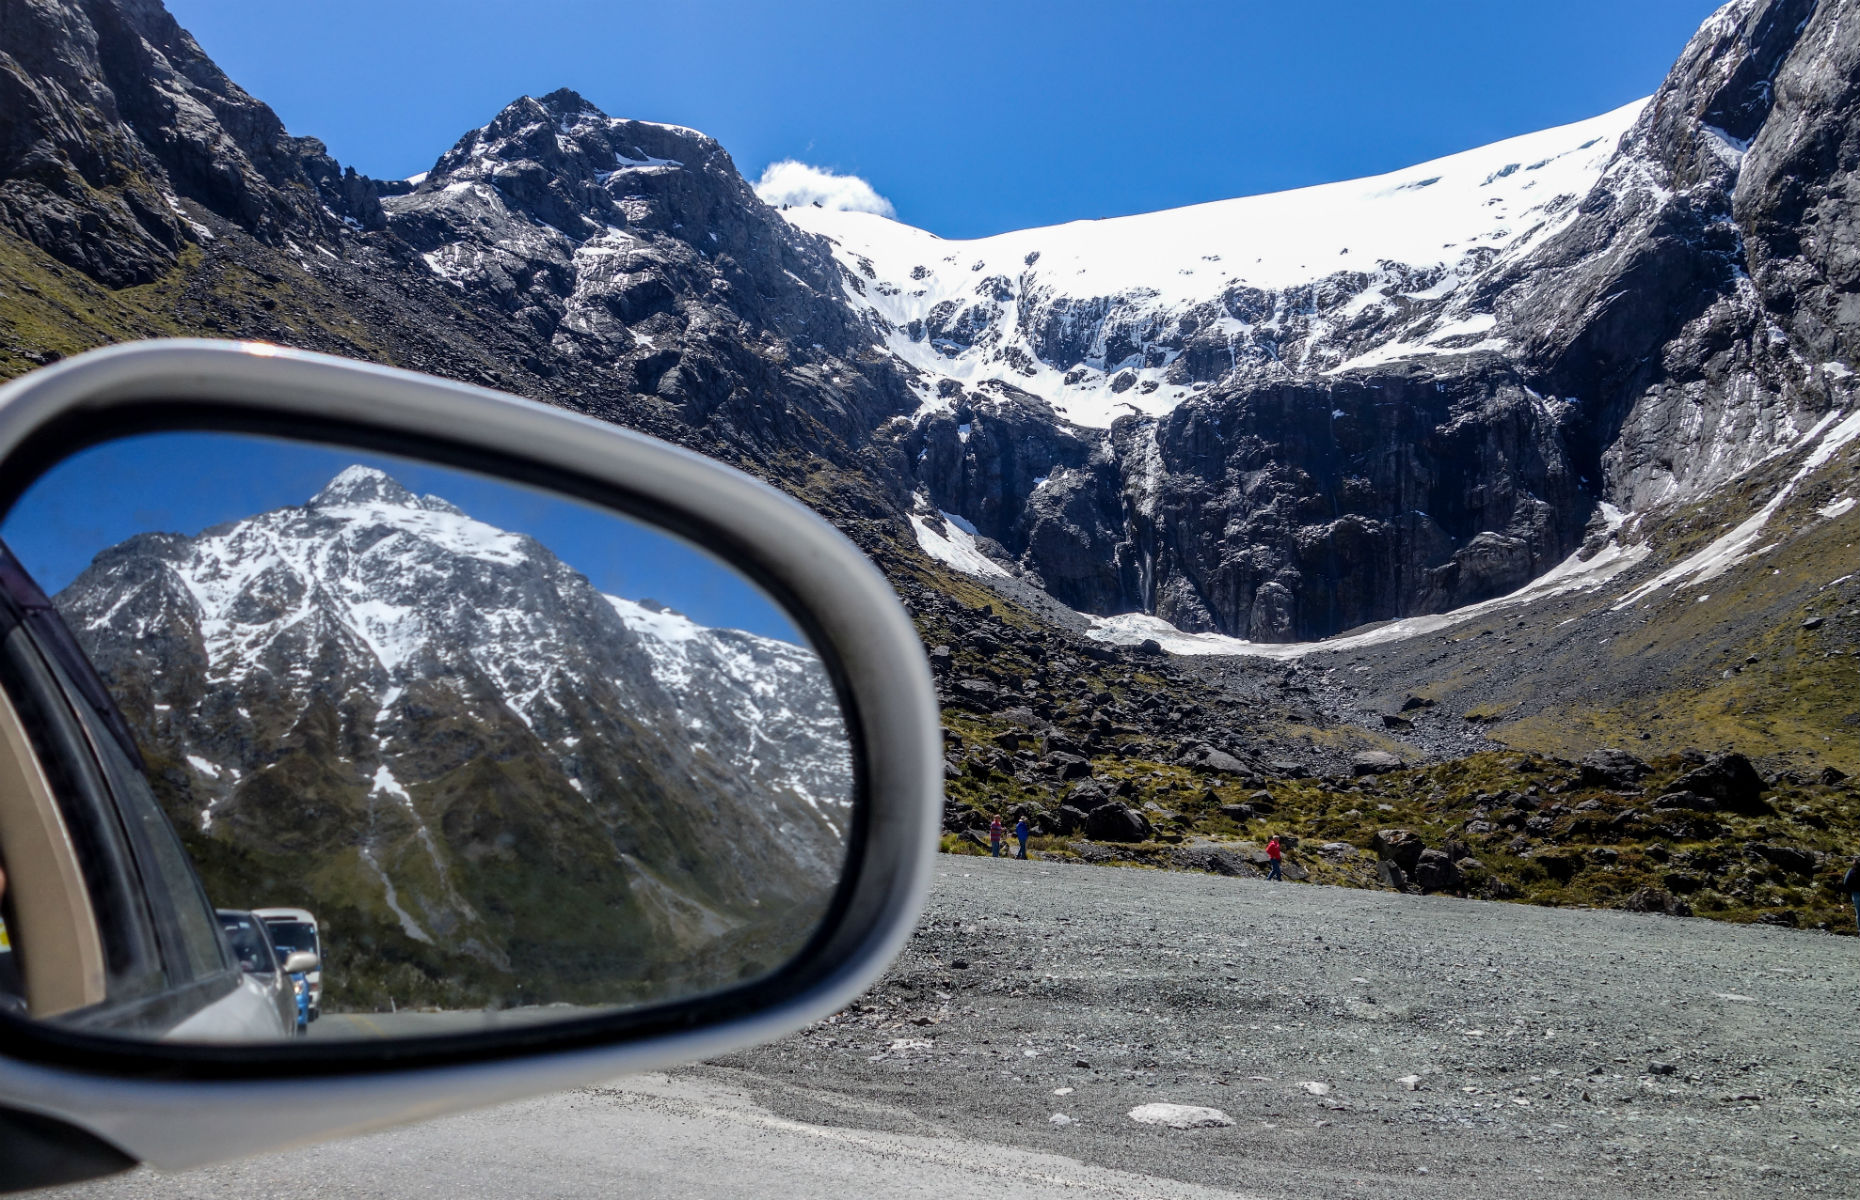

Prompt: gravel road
[40,858,1860,1198]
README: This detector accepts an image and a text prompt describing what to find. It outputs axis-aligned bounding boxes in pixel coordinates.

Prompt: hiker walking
[989,814,1005,858]
[1265,834,1284,882]
[1015,814,1030,860]
[1843,856,1860,933]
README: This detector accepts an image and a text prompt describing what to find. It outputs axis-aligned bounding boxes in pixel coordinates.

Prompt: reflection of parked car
[255,907,322,1022]
[216,910,303,1037]
[0,542,285,1042]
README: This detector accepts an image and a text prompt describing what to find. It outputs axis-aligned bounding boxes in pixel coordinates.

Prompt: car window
[261,921,316,961]
[0,624,164,1006]
[216,914,275,975]
[53,657,233,985]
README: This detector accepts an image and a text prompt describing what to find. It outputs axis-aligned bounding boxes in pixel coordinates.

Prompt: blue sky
[1,433,805,644]
[165,0,1722,239]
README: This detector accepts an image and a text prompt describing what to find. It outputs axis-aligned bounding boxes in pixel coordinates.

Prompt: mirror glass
[0,431,852,1042]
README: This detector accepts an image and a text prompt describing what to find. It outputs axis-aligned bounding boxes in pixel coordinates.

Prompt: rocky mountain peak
[0,0,384,286]
[307,464,422,510]
[2,0,1853,662]
[377,79,900,432]
[411,88,736,246]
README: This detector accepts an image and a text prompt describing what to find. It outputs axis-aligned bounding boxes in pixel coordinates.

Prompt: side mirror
[0,341,939,1184]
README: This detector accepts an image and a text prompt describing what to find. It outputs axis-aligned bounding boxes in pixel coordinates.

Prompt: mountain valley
[0,0,1856,950]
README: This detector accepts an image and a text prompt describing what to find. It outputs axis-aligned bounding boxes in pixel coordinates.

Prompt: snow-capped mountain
[604,596,852,815]
[3,0,1856,810]
[781,0,1858,644]
[785,101,1644,427]
[56,466,851,1000]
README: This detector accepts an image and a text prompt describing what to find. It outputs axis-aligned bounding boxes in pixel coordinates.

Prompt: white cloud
[754,160,895,218]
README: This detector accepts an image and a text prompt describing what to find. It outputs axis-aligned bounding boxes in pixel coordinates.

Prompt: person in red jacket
[989,815,1005,858]
[1265,835,1284,882]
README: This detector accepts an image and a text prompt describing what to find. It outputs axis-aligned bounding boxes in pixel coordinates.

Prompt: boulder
[1045,752,1093,782]
[1054,805,1090,834]
[1352,750,1403,776]
[1370,828,1425,872]
[1412,849,1462,893]
[1670,753,1770,815]
[1620,888,1694,917]
[1578,748,1650,789]
[1085,803,1152,843]
[1064,779,1115,811]
[1180,745,1250,775]
[952,677,998,705]
[1748,843,1817,876]
[1219,803,1256,822]
[1537,852,1584,883]
[1820,766,1848,786]
[1126,1103,1233,1129]
[1376,860,1410,891]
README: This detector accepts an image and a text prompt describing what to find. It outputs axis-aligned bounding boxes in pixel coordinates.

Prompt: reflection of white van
[253,908,322,1021]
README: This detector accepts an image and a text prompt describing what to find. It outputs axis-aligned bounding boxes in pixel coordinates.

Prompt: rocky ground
[920,433,1860,937]
[711,855,1860,1198]
[50,858,1860,1200]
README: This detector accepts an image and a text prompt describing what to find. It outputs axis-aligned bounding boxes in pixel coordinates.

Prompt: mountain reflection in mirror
[0,432,852,1041]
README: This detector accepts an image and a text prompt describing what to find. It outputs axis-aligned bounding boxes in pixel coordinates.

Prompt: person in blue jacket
[1015,815,1030,860]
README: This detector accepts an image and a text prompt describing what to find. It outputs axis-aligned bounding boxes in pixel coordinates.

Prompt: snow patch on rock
[911,511,1012,579]
[1090,530,1650,658]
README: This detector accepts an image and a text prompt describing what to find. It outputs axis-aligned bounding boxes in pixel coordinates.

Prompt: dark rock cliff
[906,0,1858,639]
[1495,0,1852,511]
[0,0,381,285]
[0,0,1854,650]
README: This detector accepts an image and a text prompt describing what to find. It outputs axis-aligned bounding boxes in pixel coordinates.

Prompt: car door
[0,544,266,1040]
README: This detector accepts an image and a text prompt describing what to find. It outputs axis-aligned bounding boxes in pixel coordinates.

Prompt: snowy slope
[783,102,1643,427]
[604,596,851,814]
